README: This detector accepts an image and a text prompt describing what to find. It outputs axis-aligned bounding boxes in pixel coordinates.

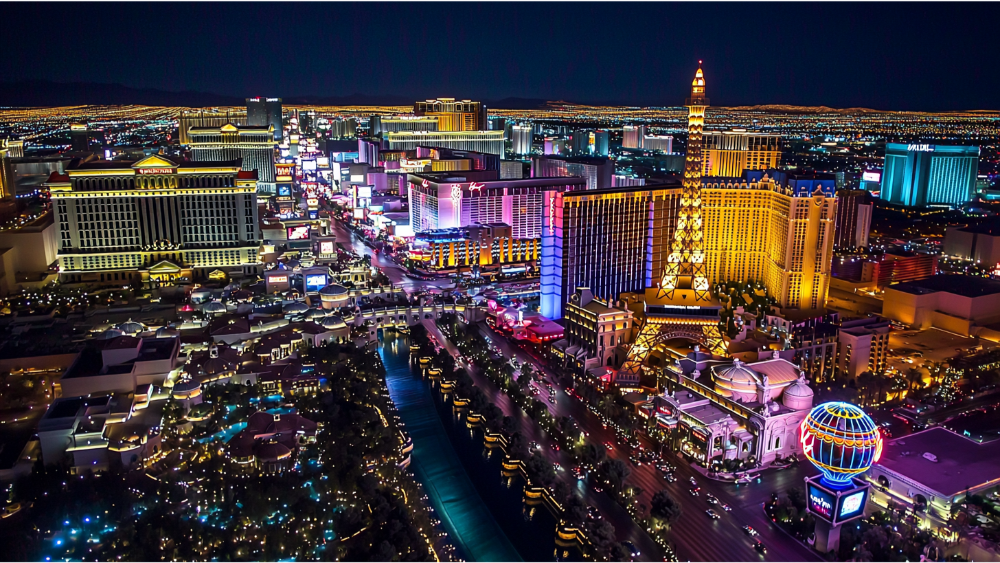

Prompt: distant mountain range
[0,80,558,110]
[3,81,987,113]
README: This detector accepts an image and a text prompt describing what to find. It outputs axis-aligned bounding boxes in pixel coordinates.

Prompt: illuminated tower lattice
[659,63,710,302]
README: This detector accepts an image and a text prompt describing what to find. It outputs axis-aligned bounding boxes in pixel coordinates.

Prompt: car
[706,494,719,505]
[664,474,676,483]
[753,540,766,553]
[622,541,640,558]
[705,509,720,519]
[587,506,602,521]
[689,477,698,486]
[689,488,700,496]
[553,463,562,472]
[743,525,759,537]
[550,443,560,451]
[529,441,539,450]
[604,442,614,450]
[720,503,732,512]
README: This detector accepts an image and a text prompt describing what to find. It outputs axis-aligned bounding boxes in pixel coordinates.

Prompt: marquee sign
[907,144,934,152]
[137,168,173,175]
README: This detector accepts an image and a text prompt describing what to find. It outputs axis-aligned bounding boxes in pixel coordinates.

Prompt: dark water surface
[380,334,574,562]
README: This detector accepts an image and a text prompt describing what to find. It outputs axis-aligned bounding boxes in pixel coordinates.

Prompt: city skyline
[1,3,999,111]
[1,6,999,562]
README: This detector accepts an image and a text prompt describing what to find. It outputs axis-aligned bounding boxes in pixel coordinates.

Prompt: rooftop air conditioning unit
[922,452,938,463]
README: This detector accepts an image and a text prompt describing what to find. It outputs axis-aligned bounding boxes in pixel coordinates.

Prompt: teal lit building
[880,143,979,207]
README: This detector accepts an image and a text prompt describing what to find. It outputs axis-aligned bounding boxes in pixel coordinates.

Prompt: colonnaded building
[47,155,261,285]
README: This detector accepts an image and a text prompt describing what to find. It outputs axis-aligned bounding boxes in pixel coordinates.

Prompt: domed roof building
[318,283,350,310]
[652,349,815,469]
[113,320,145,335]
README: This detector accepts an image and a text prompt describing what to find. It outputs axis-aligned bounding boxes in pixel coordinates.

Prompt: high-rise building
[488,117,506,131]
[701,130,781,177]
[385,130,504,157]
[612,175,646,188]
[593,130,609,157]
[179,109,248,145]
[622,125,647,149]
[530,155,614,191]
[700,173,837,311]
[880,143,980,207]
[555,288,635,370]
[0,139,16,199]
[414,98,487,132]
[511,125,533,155]
[4,140,24,158]
[328,118,358,139]
[408,173,585,239]
[540,183,682,321]
[835,189,873,249]
[188,124,277,192]
[70,124,90,152]
[378,116,439,133]
[570,129,591,155]
[246,97,283,142]
[642,135,673,153]
[368,115,382,136]
[47,155,260,285]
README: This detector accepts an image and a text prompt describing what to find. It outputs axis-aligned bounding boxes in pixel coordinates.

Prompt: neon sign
[469,182,484,193]
[137,168,172,175]
[451,183,463,205]
[268,275,288,284]
[421,178,430,188]
[907,144,934,152]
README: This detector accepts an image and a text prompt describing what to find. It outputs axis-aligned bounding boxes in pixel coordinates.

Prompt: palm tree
[905,367,924,394]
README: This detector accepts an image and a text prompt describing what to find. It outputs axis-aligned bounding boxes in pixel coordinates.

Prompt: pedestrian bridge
[344,303,484,336]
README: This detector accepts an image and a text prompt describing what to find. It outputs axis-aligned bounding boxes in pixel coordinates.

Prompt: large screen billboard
[319,241,335,255]
[862,171,881,183]
[305,273,328,292]
[287,225,311,240]
[837,488,868,523]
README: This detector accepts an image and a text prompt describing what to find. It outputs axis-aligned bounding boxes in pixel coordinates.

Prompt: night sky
[4,2,999,110]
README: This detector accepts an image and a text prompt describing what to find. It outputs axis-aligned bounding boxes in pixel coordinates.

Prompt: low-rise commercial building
[552,288,634,373]
[407,223,538,274]
[882,275,1000,335]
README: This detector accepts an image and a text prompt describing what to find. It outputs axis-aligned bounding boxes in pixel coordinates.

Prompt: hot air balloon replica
[799,401,883,553]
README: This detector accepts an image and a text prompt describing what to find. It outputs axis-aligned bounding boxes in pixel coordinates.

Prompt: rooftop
[876,427,1000,499]
[889,275,1000,298]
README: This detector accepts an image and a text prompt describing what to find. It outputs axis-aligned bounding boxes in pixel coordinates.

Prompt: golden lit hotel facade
[701,130,781,178]
[48,155,261,285]
[701,177,836,311]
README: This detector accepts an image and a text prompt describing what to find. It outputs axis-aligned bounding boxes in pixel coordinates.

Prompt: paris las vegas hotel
[47,155,261,285]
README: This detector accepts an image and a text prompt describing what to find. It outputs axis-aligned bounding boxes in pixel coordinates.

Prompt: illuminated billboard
[305,273,328,292]
[277,184,292,197]
[267,275,288,284]
[302,159,317,171]
[838,489,868,522]
[287,225,311,240]
[319,241,335,255]
[307,198,319,208]
[807,483,835,521]
[862,171,881,183]
[356,186,372,199]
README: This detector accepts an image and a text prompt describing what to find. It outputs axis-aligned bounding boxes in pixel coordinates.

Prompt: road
[329,219,456,292]
[473,324,821,563]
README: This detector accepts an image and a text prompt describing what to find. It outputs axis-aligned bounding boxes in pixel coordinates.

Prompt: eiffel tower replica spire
[659,62,710,301]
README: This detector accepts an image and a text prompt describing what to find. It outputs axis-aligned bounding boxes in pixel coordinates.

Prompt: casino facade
[47,155,261,286]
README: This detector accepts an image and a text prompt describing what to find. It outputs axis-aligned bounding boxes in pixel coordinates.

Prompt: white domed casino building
[651,348,815,467]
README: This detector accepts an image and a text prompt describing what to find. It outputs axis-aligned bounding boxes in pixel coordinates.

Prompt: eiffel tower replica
[615,63,725,388]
